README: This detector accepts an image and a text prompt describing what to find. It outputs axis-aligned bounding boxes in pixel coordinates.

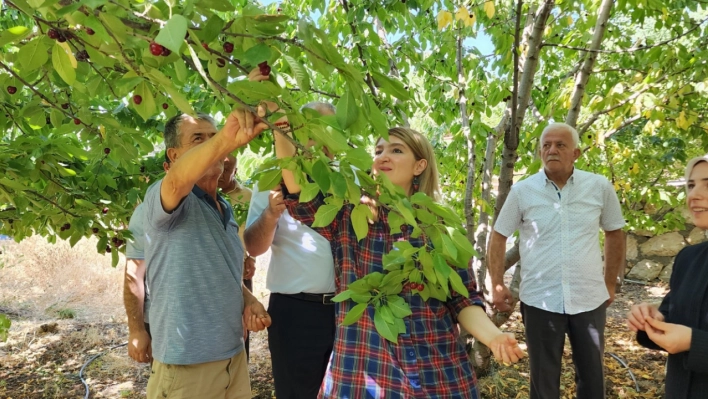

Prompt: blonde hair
[384,127,441,202]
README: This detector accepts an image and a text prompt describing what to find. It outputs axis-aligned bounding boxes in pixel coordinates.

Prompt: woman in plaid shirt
[276,127,524,398]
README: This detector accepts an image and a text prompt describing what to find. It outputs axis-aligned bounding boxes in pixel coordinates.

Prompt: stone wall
[625,225,707,282]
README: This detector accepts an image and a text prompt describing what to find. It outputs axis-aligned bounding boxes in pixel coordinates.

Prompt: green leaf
[346,147,373,171]
[448,270,469,298]
[332,290,351,302]
[307,125,350,153]
[330,173,347,198]
[441,234,458,260]
[283,55,311,92]
[162,85,195,116]
[202,15,225,43]
[374,308,398,343]
[367,272,383,287]
[382,252,406,271]
[0,26,31,46]
[371,71,410,101]
[387,296,412,318]
[351,291,372,303]
[416,208,437,224]
[155,15,188,54]
[52,43,76,85]
[388,211,404,234]
[419,250,437,284]
[133,81,156,122]
[243,43,272,66]
[351,203,370,241]
[336,88,359,130]
[379,304,394,323]
[311,159,331,192]
[343,302,368,325]
[312,204,341,227]
[365,96,389,139]
[395,199,418,227]
[299,182,320,203]
[18,38,48,72]
[257,168,282,191]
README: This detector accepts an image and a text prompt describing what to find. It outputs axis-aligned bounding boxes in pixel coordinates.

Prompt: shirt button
[409,351,415,356]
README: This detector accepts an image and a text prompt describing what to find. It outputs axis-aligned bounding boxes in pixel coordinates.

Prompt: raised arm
[274,126,301,194]
[161,110,267,212]
[244,186,285,256]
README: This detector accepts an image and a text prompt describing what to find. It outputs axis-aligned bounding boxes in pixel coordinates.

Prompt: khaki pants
[147,351,251,399]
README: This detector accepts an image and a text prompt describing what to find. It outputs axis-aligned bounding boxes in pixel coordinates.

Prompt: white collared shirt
[494,168,625,314]
[246,183,336,294]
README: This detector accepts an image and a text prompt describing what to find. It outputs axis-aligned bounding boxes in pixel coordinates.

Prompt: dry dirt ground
[0,236,668,398]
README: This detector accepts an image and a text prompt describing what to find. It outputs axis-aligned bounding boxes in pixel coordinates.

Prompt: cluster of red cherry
[404,281,426,291]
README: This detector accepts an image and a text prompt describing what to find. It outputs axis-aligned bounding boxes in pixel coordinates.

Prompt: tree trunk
[565,0,614,128]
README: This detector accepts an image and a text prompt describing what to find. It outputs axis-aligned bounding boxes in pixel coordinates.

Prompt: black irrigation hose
[607,352,640,393]
[80,342,127,399]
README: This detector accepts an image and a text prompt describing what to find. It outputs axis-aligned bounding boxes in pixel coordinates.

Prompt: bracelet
[274,121,291,133]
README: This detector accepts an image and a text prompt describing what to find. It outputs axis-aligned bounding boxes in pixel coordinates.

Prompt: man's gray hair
[541,123,580,148]
[301,101,335,115]
[164,113,218,150]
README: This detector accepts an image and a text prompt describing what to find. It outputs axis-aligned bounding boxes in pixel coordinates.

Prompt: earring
[412,175,420,192]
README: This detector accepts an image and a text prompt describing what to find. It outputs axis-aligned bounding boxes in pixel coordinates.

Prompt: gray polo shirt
[126,203,150,324]
[144,179,244,365]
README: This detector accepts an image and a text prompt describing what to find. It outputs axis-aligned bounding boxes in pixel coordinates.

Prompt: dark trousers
[268,293,336,399]
[244,279,252,360]
[521,302,606,399]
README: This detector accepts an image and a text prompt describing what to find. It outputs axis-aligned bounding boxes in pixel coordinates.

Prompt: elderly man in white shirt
[489,122,626,399]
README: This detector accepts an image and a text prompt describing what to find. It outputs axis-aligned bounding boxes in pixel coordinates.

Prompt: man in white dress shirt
[489,122,626,399]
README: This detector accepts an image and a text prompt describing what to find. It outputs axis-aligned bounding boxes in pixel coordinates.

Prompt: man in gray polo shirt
[144,110,271,399]
[244,102,336,398]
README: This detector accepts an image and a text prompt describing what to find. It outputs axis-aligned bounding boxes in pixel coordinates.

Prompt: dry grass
[0,235,669,398]
[0,236,125,321]
[0,235,275,398]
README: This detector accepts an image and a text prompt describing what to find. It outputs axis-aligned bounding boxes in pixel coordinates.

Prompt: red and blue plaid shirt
[285,194,484,399]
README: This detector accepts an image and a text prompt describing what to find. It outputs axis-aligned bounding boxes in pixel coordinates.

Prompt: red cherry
[92,227,99,234]
[418,283,425,291]
[104,148,111,155]
[161,47,171,56]
[86,27,95,35]
[216,58,226,68]
[102,207,109,214]
[105,246,112,253]
[61,103,69,109]
[73,118,81,125]
[162,103,169,109]
[223,42,234,53]
[133,94,142,105]
[149,42,163,56]
[48,29,59,39]
[202,42,209,50]
[63,223,71,230]
[57,34,67,43]
[7,86,16,95]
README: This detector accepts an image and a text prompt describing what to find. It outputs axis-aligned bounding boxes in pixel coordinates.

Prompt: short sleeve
[245,183,268,228]
[143,179,191,231]
[126,204,145,260]
[493,186,522,238]
[600,178,625,231]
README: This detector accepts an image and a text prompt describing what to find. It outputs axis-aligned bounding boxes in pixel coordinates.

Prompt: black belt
[280,292,336,305]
